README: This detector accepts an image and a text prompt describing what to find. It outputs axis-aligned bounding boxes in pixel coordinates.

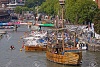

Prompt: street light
[59,0,65,52]
[59,0,65,5]
[35,1,39,23]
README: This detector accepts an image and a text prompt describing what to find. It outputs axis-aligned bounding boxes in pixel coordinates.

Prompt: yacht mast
[61,5,64,52]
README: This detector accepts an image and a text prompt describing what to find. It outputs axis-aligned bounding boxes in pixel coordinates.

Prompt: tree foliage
[22,7,29,11]
[65,0,98,24]
[14,6,30,14]
[40,0,98,24]
[25,0,45,8]
[93,10,100,34]
[14,0,100,34]
[14,6,22,14]
[25,0,35,8]
[40,0,60,15]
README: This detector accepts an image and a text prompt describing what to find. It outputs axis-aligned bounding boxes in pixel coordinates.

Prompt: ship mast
[59,0,65,52]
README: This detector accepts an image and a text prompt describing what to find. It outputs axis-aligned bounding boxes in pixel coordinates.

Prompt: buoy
[20,36,22,39]
[18,41,20,43]
[22,44,24,48]
[20,49,22,51]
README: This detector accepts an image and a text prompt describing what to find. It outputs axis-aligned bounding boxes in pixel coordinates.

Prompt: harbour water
[0,26,100,67]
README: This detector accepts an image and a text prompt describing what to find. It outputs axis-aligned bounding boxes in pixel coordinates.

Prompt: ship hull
[46,49,82,65]
[24,45,47,51]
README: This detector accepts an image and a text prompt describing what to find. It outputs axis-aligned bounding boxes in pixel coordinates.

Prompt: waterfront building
[0,0,9,8]
[0,0,25,10]
[7,0,25,10]
[0,9,10,22]
[93,0,100,8]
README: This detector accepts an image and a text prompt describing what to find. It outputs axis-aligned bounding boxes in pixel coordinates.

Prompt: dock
[88,41,100,51]
[0,30,6,34]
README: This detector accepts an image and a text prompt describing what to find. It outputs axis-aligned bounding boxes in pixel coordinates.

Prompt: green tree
[29,7,35,11]
[93,10,100,34]
[40,0,98,24]
[40,0,59,15]
[25,0,35,8]
[15,6,30,14]
[65,0,98,24]
[14,6,22,14]
[22,7,29,11]
[25,0,45,8]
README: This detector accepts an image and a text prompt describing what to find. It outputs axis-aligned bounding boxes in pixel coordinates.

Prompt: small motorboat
[77,41,88,50]
[10,45,15,50]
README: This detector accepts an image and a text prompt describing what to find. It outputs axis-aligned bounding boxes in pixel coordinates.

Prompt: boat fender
[20,49,22,51]
[80,61,82,64]
[20,36,22,39]
[18,41,20,43]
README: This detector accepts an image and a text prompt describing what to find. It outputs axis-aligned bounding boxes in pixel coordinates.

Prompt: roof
[36,23,54,27]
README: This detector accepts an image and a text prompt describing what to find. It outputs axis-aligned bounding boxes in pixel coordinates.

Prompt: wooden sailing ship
[46,0,82,65]
[46,25,82,65]
[46,45,82,65]
[46,27,82,65]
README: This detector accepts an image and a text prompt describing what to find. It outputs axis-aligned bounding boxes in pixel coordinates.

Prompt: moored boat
[46,0,82,65]
[46,26,82,65]
[46,45,82,65]
[23,31,48,51]
[24,45,47,51]
[24,40,47,51]
[77,41,88,50]
[0,30,6,34]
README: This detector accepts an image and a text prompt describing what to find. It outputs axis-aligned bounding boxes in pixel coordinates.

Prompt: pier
[87,41,100,51]
[65,24,100,51]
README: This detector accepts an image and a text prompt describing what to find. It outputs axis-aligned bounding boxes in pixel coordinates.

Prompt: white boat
[77,41,88,50]
[29,31,47,38]
[22,31,48,51]
[23,30,47,40]
[0,30,6,34]
[23,38,47,51]
[23,36,41,40]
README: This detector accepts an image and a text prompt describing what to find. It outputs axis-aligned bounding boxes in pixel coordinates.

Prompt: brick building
[94,0,100,8]
[0,0,9,4]
[0,0,9,7]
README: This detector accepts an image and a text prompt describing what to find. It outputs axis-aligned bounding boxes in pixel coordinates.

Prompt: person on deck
[55,44,59,54]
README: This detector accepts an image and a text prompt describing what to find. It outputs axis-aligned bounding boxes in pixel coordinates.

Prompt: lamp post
[59,0,65,52]
[35,1,39,24]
